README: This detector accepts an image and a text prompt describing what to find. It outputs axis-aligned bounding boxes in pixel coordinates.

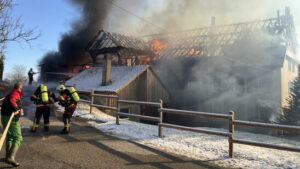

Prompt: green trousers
[1,115,23,146]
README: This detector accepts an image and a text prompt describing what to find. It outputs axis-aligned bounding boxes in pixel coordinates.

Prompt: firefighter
[30,84,56,132]
[1,82,24,167]
[27,68,37,85]
[56,84,79,134]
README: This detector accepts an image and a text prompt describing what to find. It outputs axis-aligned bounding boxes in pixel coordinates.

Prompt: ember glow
[189,49,194,55]
[152,40,167,55]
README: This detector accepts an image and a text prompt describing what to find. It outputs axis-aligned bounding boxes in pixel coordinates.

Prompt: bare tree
[0,0,39,50]
[6,64,27,83]
[0,0,39,81]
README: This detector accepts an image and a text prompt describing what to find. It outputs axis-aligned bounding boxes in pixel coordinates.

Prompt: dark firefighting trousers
[63,105,76,132]
[32,107,50,131]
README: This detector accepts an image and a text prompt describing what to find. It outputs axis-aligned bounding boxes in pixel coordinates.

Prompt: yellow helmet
[56,84,66,92]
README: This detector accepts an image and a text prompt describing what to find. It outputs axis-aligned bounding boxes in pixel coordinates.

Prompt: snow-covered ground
[74,103,300,169]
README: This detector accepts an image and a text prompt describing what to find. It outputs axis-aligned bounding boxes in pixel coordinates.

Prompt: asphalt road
[0,115,223,169]
[0,85,223,169]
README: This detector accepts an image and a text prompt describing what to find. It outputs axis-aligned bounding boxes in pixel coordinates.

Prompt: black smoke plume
[39,0,112,80]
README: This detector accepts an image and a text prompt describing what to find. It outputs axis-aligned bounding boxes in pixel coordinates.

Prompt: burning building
[145,7,299,126]
[65,30,169,118]
[40,2,298,127]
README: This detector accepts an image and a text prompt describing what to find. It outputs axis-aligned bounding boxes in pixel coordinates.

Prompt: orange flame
[189,49,194,55]
[153,40,167,55]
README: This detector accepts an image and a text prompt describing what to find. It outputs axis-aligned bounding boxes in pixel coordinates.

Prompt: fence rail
[232,138,300,153]
[118,100,161,107]
[159,108,231,119]
[90,104,118,111]
[76,89,300,159]
[92,94,119,99]
[79,99,91,104]
[233,120,300,132]
[159,123,231,137]
[116,112,160,122]
[116,99,162,125]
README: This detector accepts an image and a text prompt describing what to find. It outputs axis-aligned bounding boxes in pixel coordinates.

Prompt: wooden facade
[82,66,169,121]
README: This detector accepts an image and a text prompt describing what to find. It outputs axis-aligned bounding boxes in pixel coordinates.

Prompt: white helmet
[56,84,66,92]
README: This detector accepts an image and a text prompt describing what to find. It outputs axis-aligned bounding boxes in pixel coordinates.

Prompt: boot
[44,126,49,132]
[30,126,38,133]
[5,144,12,162]
[7,145,20,167]
[60,128,69,134]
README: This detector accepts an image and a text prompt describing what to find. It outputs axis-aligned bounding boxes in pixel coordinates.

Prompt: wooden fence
[76,89,300,158]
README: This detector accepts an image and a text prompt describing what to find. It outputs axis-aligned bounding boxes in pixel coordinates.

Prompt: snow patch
[65,66,148,92]
[75,103,300,169]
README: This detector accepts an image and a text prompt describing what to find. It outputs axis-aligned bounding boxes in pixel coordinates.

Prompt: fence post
[116,96,120,125]
[229,111,234,158]
[90,89,94,114]
[158,99,163,137]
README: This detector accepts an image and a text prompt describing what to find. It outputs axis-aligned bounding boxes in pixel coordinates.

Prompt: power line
[107,0,168,32]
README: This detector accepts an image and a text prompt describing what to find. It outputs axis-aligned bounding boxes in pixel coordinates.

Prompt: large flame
[153,39,167,55]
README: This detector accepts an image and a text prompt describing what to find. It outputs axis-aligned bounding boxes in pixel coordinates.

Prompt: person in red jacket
[30,84,56,132]
[1,82,24,167]
[56,85,77,134]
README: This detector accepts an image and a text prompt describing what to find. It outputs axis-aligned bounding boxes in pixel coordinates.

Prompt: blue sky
[4,0,78,79]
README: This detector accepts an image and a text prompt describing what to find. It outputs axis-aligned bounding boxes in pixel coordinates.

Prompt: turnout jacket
[58,89,77,109]
[31,87,56,109]
[1,89,23,116]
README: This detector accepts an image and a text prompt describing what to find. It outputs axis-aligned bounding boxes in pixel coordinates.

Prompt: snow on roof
[66,65,148,92]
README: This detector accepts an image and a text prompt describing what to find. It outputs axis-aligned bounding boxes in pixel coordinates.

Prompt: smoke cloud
[104,0,298,127]
[40,0,112,80]
[39,0,297,128]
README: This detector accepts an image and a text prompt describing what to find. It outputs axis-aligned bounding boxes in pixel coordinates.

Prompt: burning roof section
[146,7,298,64]
[86,30,152,58]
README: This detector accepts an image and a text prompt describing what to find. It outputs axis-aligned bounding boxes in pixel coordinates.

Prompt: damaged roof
[145,12,298,66]
[86,30,151,56]
[65,65,149,92]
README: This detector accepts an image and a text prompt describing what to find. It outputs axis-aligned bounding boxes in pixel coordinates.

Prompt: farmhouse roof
[66,65,150,92]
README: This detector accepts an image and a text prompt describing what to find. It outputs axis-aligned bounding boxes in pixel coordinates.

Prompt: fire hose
[0,111,19,152]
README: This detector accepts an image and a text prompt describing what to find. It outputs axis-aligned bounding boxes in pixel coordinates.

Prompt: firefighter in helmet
[56,84,79,134]
[30,84,56,132]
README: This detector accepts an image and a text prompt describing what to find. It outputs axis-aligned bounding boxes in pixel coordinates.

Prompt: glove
[14,113,20,121]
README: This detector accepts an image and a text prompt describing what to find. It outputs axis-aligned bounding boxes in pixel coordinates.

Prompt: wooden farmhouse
[65,64,170,120]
